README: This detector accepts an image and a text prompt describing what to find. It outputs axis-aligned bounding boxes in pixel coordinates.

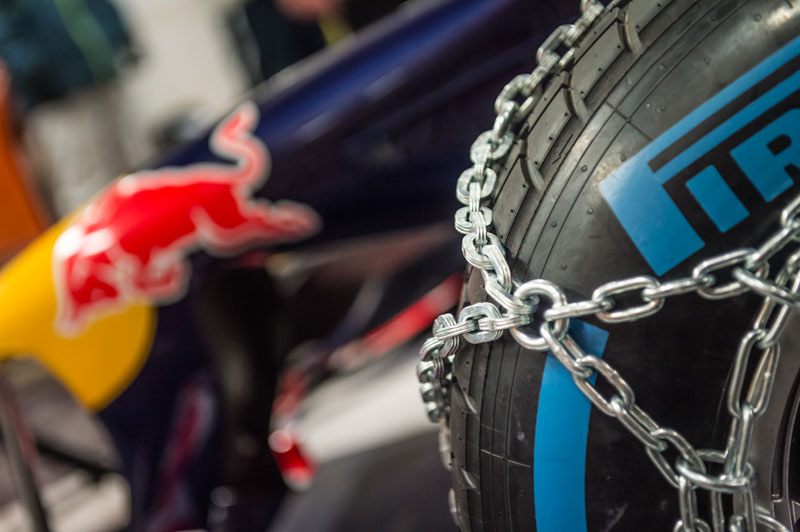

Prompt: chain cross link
[417,1,797,530]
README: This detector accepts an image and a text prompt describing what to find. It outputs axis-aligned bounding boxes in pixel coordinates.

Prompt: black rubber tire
[449,0,800,530]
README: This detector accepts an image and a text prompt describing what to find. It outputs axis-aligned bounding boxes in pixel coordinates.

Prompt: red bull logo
[53,102,321,335]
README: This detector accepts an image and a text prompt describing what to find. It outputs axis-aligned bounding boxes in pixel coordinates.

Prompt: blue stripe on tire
[534,321,609,532]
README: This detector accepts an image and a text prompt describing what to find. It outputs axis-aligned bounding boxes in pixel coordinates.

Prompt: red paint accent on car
[53,102,321,334]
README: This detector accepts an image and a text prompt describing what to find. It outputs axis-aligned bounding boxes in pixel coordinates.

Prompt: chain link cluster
[417,1,800,530]
[418,0,615,425]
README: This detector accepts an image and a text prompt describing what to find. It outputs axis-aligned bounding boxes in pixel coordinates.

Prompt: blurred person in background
[229,0,406,85]
[227,0,327,85]
[274,0,405,30]
[0,0,138,217]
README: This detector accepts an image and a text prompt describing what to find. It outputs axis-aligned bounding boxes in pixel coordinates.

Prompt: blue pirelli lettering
[600,35,800,275]
[731,108,800,202]
[686,166,749,232]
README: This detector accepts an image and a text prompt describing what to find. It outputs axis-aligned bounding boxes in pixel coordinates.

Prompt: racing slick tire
[448,0,800,530]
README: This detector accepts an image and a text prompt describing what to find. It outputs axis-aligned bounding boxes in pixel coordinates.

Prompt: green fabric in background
[0,0,132,111]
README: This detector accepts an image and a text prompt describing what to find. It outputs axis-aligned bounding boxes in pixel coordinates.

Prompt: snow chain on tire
[417,0,800,530]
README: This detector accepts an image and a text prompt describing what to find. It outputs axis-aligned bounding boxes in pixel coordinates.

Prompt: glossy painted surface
[0,0,573,526]
[53,103,319,336]
[0,0,567,409]
[0,219,155,409]
[0,64,47,261]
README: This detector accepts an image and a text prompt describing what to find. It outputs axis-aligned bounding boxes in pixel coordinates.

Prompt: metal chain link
[417,1,800,530]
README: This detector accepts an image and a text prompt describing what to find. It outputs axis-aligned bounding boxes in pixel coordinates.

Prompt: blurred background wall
[12,0,252,217]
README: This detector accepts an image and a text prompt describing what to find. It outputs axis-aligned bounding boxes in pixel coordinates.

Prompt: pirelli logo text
[600,37,800,275]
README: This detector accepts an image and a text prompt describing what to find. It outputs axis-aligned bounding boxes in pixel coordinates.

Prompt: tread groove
[450,1,800,530]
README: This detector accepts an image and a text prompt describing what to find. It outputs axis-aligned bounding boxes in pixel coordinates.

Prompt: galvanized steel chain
[416,0,800,530]
[417,0,613,428]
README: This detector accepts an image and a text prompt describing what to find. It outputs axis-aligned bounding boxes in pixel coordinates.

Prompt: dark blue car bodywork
[94,0,573,528]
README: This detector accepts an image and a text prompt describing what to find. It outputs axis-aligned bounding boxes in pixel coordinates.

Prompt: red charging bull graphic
[53,102,321,335]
